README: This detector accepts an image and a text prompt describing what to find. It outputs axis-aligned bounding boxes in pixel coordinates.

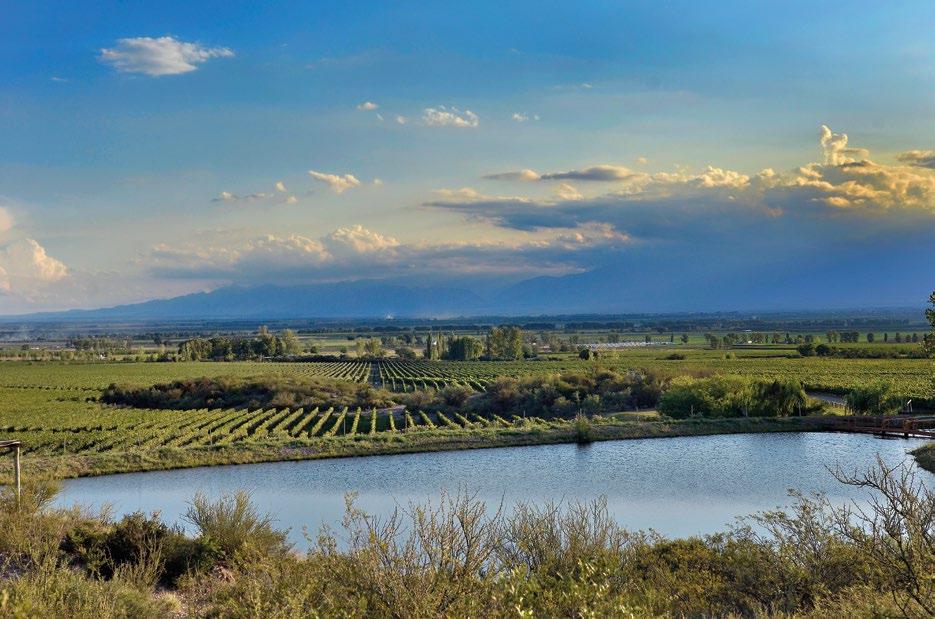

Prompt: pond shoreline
[17,414,931,480]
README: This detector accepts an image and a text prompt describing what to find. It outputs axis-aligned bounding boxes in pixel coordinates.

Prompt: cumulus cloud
[275,181,287,192]
[308,170,362,194]
[98,36,233,76]
[819,124,869,165]
[896,150,935,169]
[395,115,407,125]
[356,101,379,110]
[147,221,629,283]
[428,126,935,245]
[0,239,69,299]
[423,106,479,128]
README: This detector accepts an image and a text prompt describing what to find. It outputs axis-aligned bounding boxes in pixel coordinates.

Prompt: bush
[574,414,594,443]
[658,376,751,419]
[184,491,290,563]
[62,511,217,586]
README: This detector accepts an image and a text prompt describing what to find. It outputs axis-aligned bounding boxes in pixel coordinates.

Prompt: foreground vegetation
[0,459,931,617]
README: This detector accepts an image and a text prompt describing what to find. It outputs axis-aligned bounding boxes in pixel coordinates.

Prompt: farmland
[0,342,930,479]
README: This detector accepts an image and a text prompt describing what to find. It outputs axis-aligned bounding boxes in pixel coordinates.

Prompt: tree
[866,332,875,343]
[364,338,383,358]
[797,343,815,357]
[579,348,598,360]
[486,326,523,360]
[752,379,806,417]
[680,334,689,344]
[280,329,301,356]
[925,291,935,357]
[846,382,901,415]
[444,336,482,360]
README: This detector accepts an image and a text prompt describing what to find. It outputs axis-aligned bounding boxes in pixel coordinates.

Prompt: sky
[1,1,935,314]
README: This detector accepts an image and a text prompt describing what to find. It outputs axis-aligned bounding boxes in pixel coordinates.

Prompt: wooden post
[14,444,21,501]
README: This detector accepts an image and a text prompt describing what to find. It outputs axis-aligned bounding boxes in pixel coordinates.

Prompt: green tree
[751,379,806,417]
[280,329,302,356]
[846,382,902,415]
[925,291,935,356]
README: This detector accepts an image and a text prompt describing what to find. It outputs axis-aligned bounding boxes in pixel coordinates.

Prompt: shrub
[62,511,217,586]
[574,414,594,443]
[657,376,751,418]
[184,491,290,563]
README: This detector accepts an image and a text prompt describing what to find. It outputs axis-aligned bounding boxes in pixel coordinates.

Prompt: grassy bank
[913,442,935,474]
[11,415,845,481]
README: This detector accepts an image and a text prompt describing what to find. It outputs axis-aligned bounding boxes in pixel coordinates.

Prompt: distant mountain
[4,248,930,321]
[18,282,488,320]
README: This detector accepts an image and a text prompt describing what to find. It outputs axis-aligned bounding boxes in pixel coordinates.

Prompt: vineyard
[0,352,931,466]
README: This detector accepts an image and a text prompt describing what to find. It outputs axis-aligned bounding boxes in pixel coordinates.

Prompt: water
[56,433,931,547]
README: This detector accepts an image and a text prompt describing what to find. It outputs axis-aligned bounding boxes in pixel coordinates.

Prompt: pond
[56,433,931,547]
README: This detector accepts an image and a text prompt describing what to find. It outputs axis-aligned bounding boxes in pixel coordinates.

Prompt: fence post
[14,444,21,501]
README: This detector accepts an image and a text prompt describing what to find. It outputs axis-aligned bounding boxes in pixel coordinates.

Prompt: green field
[0,349,931,477]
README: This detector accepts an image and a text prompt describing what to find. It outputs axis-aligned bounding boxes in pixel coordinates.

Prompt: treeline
[425,326,528,360]
[177,327,303,361]
[797,342,929,359]
[102,376,394,411]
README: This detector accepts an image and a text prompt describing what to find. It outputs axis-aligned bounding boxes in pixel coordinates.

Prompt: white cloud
[431,125,935,232]
[512,113,528,123]
[0,239,68,296]
[423,106,479,128]
[357,101,379,110]
[98,36,234,76]
[636,156,649,165]
[213,191,272,203]
[214,182,297,205]
[483,169,541,182]
[819,124,869,166]
[372,178,384,186]
[554,183,583,201]
[324,225,400,257]
[395,115,407,125]
[148,222,629,282]
[488,165,637,183]
[308,170,362,194]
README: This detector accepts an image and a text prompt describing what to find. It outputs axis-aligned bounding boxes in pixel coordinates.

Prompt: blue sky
[1,1,934,313]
